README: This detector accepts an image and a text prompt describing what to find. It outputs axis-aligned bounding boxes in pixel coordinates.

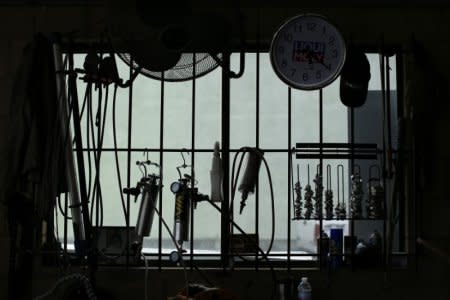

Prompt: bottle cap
[301,277,308,282]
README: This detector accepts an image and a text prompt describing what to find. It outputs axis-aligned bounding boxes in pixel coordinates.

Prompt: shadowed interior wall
[0,2,449,299]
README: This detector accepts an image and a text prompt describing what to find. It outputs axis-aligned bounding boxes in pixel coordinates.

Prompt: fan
[107,0,240,82]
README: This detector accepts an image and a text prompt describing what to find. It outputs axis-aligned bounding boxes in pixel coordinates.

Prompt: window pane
[163,81,193,149]
[367,54,397,91]
[131,73,161,149]
[291,89,320,143]
[195,66,221,149]
[260,53,289,149]
[323,79,348,143]
[230,53,256,148]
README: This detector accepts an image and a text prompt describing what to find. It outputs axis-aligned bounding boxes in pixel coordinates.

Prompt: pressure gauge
[169,250,181,263]
[170,181,183,194]
[270,14,346,90]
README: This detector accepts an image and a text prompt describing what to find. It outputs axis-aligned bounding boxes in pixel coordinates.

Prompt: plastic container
[297,277,312,300]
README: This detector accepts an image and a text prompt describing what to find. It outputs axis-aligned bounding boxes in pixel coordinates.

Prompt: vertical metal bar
[67,50,92,255]
[159,72,165,270]
[319,89,324,269]
[385,56,393,178]
[190,53,196,270]
[255,50,260,271]
[350,107,355,270]
[126,57,133,268]
[395,54,406,253]
[380,53,388,268]
[287,87,292,271]
[63,193,68,265]
[221,52,231,269]
[96,85,102,229]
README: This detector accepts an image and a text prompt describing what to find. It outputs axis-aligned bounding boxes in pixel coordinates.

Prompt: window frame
[57,47,407,271]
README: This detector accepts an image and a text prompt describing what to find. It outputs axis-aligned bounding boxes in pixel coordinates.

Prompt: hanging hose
[33,273,97,300]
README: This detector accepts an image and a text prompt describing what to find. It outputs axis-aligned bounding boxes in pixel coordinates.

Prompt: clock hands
[305,49,331,70]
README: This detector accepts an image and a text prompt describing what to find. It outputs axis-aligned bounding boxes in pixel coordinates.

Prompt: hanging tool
[292,164,302,220]
[122,159,161,254]
[350,164,363,219]
[238,148,264,214]
[335,164,347,220]
[303,165,314,220]
[313,164,324,219]
[170,152,209,249]
[367,164,384,219]
[325,164,334,220]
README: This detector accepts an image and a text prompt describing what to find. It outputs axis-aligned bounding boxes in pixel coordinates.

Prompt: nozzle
[239,192,248,214]
[239,200,246,214]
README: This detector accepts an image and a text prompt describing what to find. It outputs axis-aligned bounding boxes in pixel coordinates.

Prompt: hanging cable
[57,192,72,220]
[204,198,278,287]
[33,273,97,300]
[152,206,189,298]
[79,81,91,121]
[85,83,93,201]
[112,84,128,220]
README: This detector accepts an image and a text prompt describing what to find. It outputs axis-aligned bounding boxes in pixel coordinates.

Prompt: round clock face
[270,14,346,90]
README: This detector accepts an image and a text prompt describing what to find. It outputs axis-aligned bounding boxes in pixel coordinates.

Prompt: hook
[136,161,147,178]
[307,164,310,185]
[337,164,344,205]
[180,149,190,167]
[176,149,191,180]
[326,164,332,190]
[143,148,150,163]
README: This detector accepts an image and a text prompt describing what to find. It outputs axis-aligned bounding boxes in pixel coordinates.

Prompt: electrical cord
[86,83,93,202]
[112,84,128,220]
[33,273,97,300]
[152,206,190,299]
[57,191,72,220]
[88,83,110,227]
[78,79,91,122]
[204,198,278,287]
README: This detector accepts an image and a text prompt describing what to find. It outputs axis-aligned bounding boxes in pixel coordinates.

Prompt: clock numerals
[328,36,335,46]
[303,73,309,81]
[332,49,338,58]
[284,33,293,42]
[269,15,346,90]
[291,68,297,76]
[307,22,316,31]
[316,70,322,80]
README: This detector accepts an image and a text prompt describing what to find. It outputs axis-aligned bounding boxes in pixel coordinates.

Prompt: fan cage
[118,52,222,82]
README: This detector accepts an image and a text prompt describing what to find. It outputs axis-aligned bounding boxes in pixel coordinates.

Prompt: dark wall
[0,2,449,299]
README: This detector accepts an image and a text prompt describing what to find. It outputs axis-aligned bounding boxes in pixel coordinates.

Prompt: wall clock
[270,14,347,90]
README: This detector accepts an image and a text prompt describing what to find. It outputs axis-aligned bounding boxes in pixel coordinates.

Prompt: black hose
[229,147,276,256]
[112,84,128,220]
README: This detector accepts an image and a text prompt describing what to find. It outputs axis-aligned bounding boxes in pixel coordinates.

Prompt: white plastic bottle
[297,277,312,300]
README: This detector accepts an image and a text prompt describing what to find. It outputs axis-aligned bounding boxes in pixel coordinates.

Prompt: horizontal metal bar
[74,148,296,153]
[296,142,378,149]
[298,148,381,153]
[296,154,378,160]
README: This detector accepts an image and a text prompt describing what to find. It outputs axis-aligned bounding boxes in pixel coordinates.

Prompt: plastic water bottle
[297,277,312,300]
